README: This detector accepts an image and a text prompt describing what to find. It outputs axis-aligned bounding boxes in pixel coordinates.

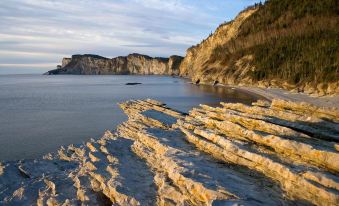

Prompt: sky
[0,0,261,74]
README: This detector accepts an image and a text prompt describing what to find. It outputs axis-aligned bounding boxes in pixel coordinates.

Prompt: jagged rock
[0,99,338,206]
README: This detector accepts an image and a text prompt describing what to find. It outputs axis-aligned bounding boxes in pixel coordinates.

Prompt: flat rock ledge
[1,99,338,206]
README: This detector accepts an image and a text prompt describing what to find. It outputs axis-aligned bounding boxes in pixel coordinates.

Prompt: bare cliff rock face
[61,58,71,67]
[178,2,339,96]
[1,99,338,205]
[47,54,183,76]
[179,8,257,82]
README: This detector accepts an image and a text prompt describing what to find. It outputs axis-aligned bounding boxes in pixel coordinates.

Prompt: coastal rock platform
[0,99,338,205]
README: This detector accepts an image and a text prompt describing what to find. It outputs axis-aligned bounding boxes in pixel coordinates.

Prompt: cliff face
[179,8,257,80]
[179,0,339,95]
[61,58,71,67]
[47,54,183,75]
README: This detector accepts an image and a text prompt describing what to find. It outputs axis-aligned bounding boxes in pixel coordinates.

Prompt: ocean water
[0,74,262,161]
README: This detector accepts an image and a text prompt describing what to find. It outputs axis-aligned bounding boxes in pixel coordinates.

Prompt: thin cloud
[0,0,261,73]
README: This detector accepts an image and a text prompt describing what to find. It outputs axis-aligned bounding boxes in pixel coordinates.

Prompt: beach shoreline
[203,82,339,109]
[235,86,339,109]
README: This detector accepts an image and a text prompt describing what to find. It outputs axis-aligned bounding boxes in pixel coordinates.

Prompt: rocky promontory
[178,1,339,96]
[47,54,183,75]
[1,99,338,205]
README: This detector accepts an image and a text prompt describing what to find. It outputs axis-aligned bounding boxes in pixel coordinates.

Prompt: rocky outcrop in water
[47,54,183,75]
[0,99,338,205]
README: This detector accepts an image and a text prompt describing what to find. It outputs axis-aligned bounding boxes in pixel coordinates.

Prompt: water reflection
[185,83,265,106]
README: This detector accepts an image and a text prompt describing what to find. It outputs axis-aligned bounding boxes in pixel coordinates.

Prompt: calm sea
[0,74,262,161]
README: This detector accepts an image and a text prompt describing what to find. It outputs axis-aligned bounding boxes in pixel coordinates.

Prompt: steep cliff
[179,0,339,95]
[47,54,183,75]
[179,8,257,80]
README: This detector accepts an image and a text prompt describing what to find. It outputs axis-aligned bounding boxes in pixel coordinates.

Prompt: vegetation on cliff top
[209,0,338,89]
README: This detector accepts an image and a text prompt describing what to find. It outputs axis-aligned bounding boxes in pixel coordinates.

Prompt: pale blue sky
[0,0,261,74]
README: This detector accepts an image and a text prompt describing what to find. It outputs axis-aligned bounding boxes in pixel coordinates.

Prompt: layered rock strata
[47,54,183,75]
[0,99,338,205]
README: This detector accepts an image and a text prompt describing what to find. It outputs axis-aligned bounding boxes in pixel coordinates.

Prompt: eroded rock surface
[0,99,338,205]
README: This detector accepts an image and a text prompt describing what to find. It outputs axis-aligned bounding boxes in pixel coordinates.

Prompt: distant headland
[46,53,183,76]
